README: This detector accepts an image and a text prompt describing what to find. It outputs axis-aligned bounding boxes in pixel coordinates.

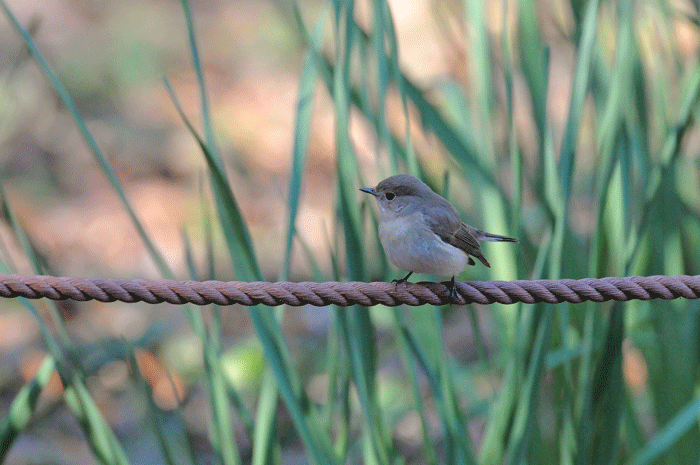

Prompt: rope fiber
[0,273,698,307]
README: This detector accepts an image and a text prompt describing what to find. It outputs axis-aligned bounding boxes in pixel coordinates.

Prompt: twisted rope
[0,274,698,307]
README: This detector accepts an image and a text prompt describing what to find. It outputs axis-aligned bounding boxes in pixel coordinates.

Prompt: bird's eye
[385,192,395,200]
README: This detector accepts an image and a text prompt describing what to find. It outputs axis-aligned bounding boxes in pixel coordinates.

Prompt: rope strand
[0,274,698,307]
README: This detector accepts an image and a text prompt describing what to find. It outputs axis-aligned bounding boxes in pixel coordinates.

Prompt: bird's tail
[474,230,519,243]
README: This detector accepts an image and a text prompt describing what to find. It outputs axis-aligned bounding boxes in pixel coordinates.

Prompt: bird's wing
[451,224,490,267]
[422,197,490,268]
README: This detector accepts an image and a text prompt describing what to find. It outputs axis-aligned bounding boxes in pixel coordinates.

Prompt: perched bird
[360,174,518,298]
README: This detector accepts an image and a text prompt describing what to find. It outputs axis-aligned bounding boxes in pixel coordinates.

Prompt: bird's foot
[447,276,459,301]
[391,271,414,287]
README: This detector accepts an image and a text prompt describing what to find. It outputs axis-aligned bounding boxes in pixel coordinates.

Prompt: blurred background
[1,0,700,464]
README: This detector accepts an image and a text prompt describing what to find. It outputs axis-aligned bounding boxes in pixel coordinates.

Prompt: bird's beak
[359,187,376,196]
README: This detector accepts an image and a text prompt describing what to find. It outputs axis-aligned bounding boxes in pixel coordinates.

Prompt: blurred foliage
[1,0,700,464]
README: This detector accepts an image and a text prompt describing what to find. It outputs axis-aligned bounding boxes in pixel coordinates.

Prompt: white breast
[378,212,469,277]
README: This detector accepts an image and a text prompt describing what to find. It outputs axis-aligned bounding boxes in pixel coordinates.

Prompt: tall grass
[1,0,700,464]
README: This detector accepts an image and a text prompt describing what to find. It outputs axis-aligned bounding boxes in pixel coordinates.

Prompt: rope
[0,273,698,307]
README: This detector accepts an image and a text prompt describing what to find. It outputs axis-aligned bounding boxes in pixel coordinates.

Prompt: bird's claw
[392,272,413,287]
[447,276,459,302]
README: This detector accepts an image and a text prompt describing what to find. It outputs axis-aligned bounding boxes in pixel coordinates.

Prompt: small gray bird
[360,174,518,297]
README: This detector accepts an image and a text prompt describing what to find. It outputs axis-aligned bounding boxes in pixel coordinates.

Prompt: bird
[360,174,518,299]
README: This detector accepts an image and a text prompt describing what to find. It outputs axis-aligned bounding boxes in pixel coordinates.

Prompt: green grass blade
[392,310,438,465]
[249,307,340,464]
[224,375,256,440]
[517,0,548,148]
[431,308,475,465]
[382,0,417,175]
[203,340,242,465]
[324,311,351,458]
[289,13,500,194]
[0,0,171,278]
[63,377,131,465]
[465,0,495,165]
[628,397,700,465]
[371,0,392,172]
[283,3,329,280]
[479,361,517,465]
[0,188,68,355]
[0,356,56,461]
[179,0,222,167]
[339,305,394,463]
[127,348,179,465]
[0,185,133,464]
[572,306,625,465]
[251,369,281,465]
[333,13,364,282]
[558,0,599,203]
[184,196,243,465]
[163,78,262,281]
[503,306,553,464]
[503,3,523,243]
[183,235,242,465]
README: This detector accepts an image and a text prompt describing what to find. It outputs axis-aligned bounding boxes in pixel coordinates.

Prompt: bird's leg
[448,276,458,301]
[392,271,413,286]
